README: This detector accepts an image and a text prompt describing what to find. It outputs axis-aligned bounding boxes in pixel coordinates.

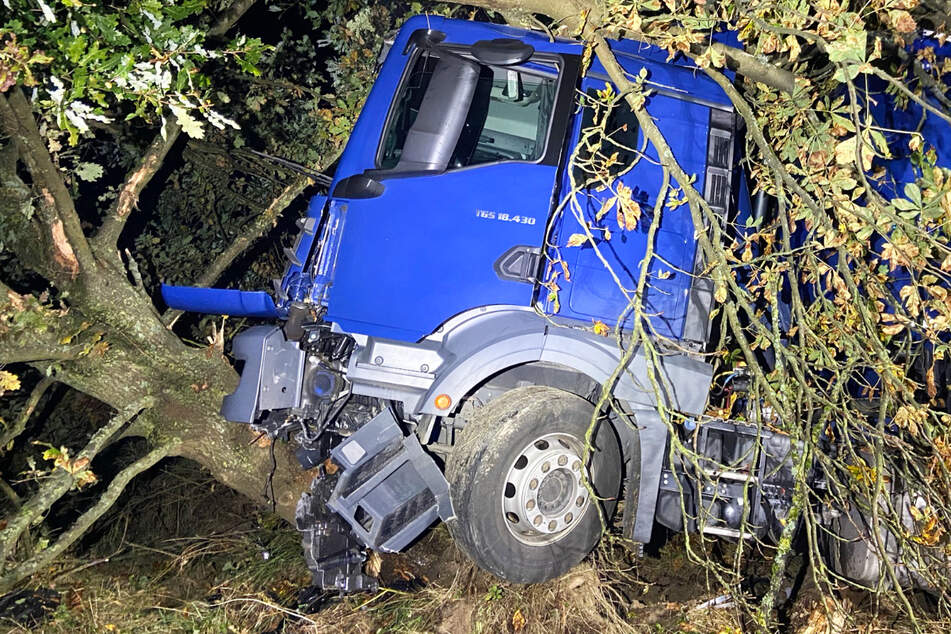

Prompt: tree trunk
[48,294,310,523]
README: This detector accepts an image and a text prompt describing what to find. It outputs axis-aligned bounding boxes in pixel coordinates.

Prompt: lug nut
[541,462,550,473]
[533,515,542,526]
[576,496,585,507]
[529,478,538,490]
[526,499,535,510]
[548,520,557,531]
[572,460,581,471]
[565,513,573,523]
[558,455,568,466]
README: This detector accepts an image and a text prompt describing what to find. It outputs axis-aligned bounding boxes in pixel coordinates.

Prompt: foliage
[133,0,455,294]
[2,0,951,629]
[526,0,951,627]
[0,0,267,144]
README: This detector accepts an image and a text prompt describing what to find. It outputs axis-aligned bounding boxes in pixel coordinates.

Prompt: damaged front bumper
[222,326,453,592]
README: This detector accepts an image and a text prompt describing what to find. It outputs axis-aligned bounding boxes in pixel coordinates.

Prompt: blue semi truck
[162,16,950,592]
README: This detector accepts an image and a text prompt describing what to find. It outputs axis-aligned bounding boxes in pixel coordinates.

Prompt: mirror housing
[471,38,535,66]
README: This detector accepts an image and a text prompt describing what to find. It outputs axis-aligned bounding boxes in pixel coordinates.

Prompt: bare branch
[0,400,152,561]
[92,119,183,254]
[0,479,31,559]
[203,176,309,287]
[208,0,258,38]
[161,175,310,324]
[0,377,55,456]
[0,442,174,592]
[460,0,797,94]
[696,42,796,95]
[0,90,94,279]
[867,66,951,128]
[0,348,83,365]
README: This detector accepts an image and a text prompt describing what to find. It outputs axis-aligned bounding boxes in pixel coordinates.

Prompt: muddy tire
[446,386,622,583]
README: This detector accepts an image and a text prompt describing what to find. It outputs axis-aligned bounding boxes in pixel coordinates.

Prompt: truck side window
[451,64,557,167]
[378,51,558,172]
[379,53,440,170]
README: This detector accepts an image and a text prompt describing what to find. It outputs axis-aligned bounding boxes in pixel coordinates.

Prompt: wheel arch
[415,311,711,545]
[417,320,713,418]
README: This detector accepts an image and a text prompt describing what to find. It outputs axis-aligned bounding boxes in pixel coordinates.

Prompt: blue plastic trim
[161,284,279,318]
[278,195,327,309]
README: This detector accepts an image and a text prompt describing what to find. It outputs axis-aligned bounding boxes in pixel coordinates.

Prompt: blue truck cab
[162,16,947,592]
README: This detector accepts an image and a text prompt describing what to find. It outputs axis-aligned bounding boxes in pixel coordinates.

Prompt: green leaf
[826,30,867,64]
[75,162,104,182]
[904,183,922,206]
[893,197,917,211]
[42,446,62,461]
[169,104,205,139]
[833,64,862,82]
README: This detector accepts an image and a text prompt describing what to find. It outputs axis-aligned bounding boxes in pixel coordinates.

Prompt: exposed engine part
[296,469,378,593]
[293,397,380,469]
[293,406,453,591]
[655,417,798,540]
[821,459,951,590]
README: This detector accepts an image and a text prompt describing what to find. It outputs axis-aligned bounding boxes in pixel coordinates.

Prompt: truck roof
[398,15,734,109]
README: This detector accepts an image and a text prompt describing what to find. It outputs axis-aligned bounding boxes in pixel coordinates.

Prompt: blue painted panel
[325,163,556,341]
[320,16,740,342]
[161,285,278,318]
[545,77,711,339]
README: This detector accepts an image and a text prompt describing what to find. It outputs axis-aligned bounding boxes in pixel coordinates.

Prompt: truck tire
[446,386,622,583]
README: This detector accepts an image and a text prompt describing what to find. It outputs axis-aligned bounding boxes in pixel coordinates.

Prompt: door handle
[333,173,385,199]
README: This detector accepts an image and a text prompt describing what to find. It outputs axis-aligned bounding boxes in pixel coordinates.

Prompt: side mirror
[471,38,535,66]
[394,54,480,173]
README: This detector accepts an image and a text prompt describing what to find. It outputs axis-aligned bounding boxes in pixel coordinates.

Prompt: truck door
[543,60,735,344]
[323,41,579,342]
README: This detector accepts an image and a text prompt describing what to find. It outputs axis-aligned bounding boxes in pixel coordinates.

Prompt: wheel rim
[501,432,592,546]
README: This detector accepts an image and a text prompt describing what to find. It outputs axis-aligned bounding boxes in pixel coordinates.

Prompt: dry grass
[4,526,748,634]
[3,460,948,633]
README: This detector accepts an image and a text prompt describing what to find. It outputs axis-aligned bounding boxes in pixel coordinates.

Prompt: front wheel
[445,386,622,583]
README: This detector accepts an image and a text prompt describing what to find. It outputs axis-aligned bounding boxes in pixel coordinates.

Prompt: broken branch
[0,90,94,279]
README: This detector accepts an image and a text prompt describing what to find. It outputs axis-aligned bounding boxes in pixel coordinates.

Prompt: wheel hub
[501,432,591,545]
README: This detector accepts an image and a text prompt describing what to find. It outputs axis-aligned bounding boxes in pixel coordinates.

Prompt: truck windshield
[378,51,558,170]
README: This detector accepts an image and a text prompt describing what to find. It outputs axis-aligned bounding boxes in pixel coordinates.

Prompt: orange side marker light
[434,394,452,410]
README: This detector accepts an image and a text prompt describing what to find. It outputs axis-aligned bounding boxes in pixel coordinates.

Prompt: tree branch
[0,442,174,592]
[92,119,183,254]
[0,348,83,365]
[208,0,258,38]
[589,33,791,419]
[161,175,310,324]
[90,0,257,258]
[695,42,797,95]
[201,176,310,288]
[0,400,151,561]
[0,282,85,365]
[461,0,797,94]
[0,377,55,456]
[0,90,94,279]
[0,479,31,559]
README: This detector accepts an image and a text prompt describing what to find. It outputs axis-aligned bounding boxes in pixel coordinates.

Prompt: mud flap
[328,409,454,552]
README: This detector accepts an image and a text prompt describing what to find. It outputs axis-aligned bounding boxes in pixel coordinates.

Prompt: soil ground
[0,458,945,633]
